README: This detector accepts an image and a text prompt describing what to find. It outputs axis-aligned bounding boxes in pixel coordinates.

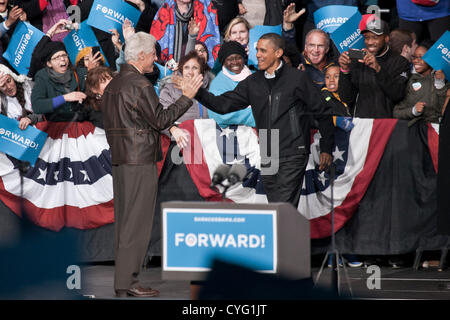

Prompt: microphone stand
[313,164,353,297]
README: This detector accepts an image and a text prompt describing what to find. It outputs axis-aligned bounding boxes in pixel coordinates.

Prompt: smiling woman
[159,50,209,149]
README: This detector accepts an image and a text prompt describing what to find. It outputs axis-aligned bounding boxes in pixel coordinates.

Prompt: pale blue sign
[0,115,48,166]
[63,21,109,66]
[314,5,359,34]
[330,11,365,53]
[3,22,45,75]
[87,0,141,41]
[423,30,450,80]
[248,24,282,67]
[163,208,277,272]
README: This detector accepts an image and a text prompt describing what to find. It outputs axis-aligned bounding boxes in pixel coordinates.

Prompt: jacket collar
[121,63,143,74]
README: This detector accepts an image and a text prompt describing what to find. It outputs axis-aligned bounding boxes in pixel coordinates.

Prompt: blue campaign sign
[87,0,141,41]
[0,115,48,166]
[423,30,450,80]
[248,25,282,67]
[314,5,359,34]
[64,21,109,66]
[163,208,277,272]
[3,22,45,75]
[330,11,365,54]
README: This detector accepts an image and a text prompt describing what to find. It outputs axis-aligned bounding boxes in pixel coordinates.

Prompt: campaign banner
[63,21,109,67]
[314,5,359,34]
[248,24,282,67]
[86,0,141,41]
[3,22,45,75]
[163,208,277,272]
[330,11,365,54]
[423,30,450,80]
[0,115,48,166]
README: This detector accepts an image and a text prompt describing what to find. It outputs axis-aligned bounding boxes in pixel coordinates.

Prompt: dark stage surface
[79,262,450,300]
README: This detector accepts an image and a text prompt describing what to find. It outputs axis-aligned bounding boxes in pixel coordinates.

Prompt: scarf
[174,3,193,62]
[47,67,73,93]
[42,0,69,42]
[151,0,221,68]
[222,65,252,82]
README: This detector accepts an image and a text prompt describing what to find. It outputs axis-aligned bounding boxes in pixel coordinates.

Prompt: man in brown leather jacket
[101,32,203,298]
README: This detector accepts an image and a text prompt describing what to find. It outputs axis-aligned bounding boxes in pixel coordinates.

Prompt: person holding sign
[101,32,203,298]
[337,17,411,118]
[393,40,449,125]
[0,64,41,130]
[179,33,334,206]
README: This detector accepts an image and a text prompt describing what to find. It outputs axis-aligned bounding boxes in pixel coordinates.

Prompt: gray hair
[305,29,330,50]
[124,32,156,62]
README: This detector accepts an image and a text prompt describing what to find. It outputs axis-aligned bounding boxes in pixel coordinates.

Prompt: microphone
[210,164,231,188]
[227,163,247,186]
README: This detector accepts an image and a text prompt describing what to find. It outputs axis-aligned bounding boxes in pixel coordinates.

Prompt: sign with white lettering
[330,11,365,54]
[3,22,45,75]
[423,30,450,80]
[163,208,277,272]
[86,0,141,41]
[314,5,358,34]
[64,21,109,66]
[0,114,48,166]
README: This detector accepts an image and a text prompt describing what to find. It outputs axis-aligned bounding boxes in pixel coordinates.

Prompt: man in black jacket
[191,33,334,207]
[337,18,410,118]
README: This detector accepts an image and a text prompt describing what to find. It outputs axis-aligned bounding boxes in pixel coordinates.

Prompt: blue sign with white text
[3,22,45,75]
[314,5,359,34]
[0,115,48,166]
[423,30,450,80]
[87,0,141,41]
[64,21,109,66]
[248,25,282,67]
[163,209,277,272]
[330,11,365,53]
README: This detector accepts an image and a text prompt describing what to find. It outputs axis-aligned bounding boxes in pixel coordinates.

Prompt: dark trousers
[399,16,450,42]
[112,163,158,291]
[260,151,308,207]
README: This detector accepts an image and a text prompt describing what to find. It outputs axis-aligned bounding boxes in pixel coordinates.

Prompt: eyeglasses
[51,53,69,61]
[411,55,423,61]
[196,48,207,54]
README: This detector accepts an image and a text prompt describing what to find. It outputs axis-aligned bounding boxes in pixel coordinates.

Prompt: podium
[161,201,310,281]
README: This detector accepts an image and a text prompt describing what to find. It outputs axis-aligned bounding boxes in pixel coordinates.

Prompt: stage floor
[80,263,450,300]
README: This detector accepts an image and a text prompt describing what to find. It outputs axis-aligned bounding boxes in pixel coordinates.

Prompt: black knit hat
[217,40,246,65]
[41,41,67,62]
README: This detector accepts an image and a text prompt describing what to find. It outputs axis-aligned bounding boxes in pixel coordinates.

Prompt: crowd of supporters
[0,0,448,269]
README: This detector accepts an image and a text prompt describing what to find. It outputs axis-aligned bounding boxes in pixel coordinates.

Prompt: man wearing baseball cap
[337,14,411,118]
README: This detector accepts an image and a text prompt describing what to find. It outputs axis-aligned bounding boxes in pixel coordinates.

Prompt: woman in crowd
[0,64,40,130]
[208,40,254,128]
[75,46,106,70]
[30,19,89,122]
[393,41,449,125]
[159,50,209,149]
[192,40,215,86]
[84,66,114,129]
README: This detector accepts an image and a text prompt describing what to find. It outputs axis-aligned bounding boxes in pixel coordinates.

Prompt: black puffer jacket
[338,48,410,118]
[196,62,335,157]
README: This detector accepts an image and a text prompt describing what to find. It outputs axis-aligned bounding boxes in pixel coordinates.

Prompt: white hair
[124,32,156,62]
